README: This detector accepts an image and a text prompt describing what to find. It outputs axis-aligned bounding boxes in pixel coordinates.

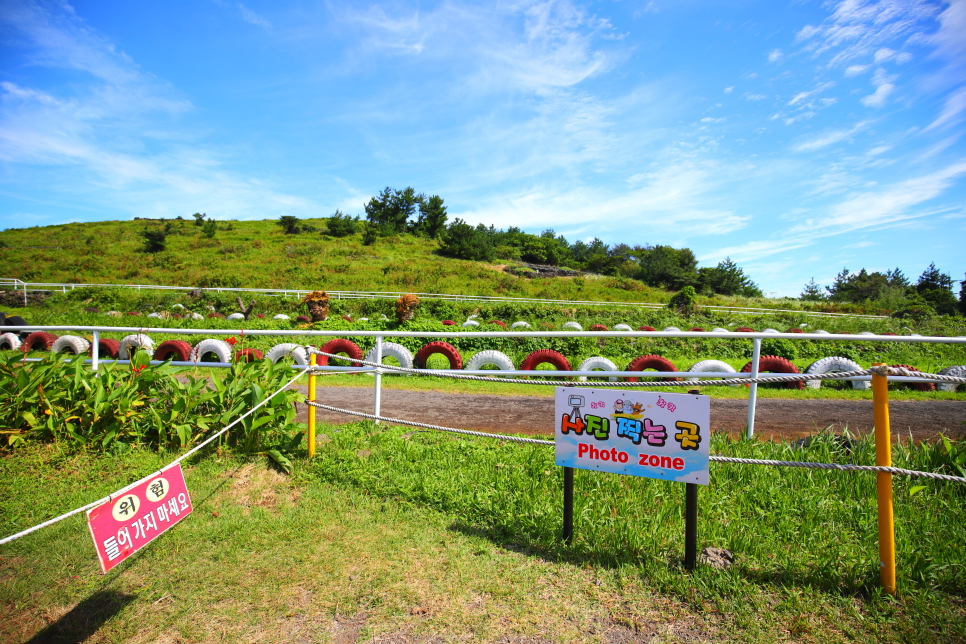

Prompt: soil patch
[294,386,966,443]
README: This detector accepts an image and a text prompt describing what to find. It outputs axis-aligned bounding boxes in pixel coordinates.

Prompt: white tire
[685,359,738,384]
[815,330,829,334]
[118,334,154,360]
[805,356,868,390]
[0,332,22,351]
[188,312,204,320]
[662,326,681,332]
[859,331,875,336]
[465,350,515,372]
[938,366,966,392]
[227,313,245,320]
[266,343,308,365]
[762,328,779,334]
[613,324,633,332]
[562,321,582,331]
[147,312,160,319]
[190,339,233,363]
[576,356,619,382]
[712,327,728,333]
[468,315,480,320]
[358,317,369,322]
[273,314,290,320]
[462,320,480,327]
[51,335,90,355]
[510,321,531,329]
[106,311,122,318]
[172,303,185,309]
[364,342,414,373]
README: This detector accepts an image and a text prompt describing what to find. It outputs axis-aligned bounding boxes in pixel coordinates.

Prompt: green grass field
[2,429,965,643]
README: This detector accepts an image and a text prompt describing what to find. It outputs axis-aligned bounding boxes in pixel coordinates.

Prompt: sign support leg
[563,467,574,543]
[685,483,698,570]
[871,363,897,595]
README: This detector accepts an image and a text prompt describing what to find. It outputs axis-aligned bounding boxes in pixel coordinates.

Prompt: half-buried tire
[234,348,264,363]
[804,356,867,390]
[92,338,121,359]
[364,342,414,372]
[519,349,571,374]
[890,364,935,392]
[20,332,58,353]
[317,339,364,367]
[118,334,155,360]
[626,354,680,382]
[153,340,193,362]
[190,339,233,364]
[465,350,514,373]
[576,356,619,382]
[740,355,805,390]
[414,341,463,370]
[685,359,737,384]
[0,332,22,351]
[266,343,308,365]
[51,335,90,355]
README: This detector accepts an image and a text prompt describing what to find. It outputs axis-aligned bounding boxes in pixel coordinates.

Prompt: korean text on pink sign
[554,387,710,485]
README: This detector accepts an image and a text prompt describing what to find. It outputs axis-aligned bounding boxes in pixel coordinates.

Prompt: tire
[562,321,582,331]
[207,312,225,319]
[735,327,755,333]
[273,314,290,320]
[317,338,364,367]
[814,330,829,334]
[462,320,480,327]
[662,326,681,332]
[442,320,456,326]
[414,341,463,370]
[638,326,656,331]
[465,350,515,372]
[296,315,311,323]
[511,321,531,329]
[520,349,571,372]
[153,340,193,362]
[613,324,633,332]
[118,334,155,360]
[92,338,120,359]
[626,354,681,382]
[189,339,233,363]
[804,356,867,390]
[488,320,507,328]
[266,343,308,365]
[890,364,935,392]
[364,342,414,371]
[858,331,875,336]
[21,332,59,353]
[227,313,245,320]
[938,366,966,393]
[576,356,619,382]
[147,313,160,319]
[740,355,804,390]
[711,327,728,333]
[762,328,779,334]
[234,348,264,363]
[685,359,737,383]
[785,328,804,333]
[51,335,90,355]
[0,332,23,351]
[689,327,705,332]
[589,324,609,331]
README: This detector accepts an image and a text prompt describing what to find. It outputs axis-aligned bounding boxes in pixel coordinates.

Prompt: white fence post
[91,331,100,371]
[746,338,761,439]
[373,335,383,424]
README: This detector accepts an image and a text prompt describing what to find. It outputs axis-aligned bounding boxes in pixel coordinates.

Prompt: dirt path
[293,386,966,442]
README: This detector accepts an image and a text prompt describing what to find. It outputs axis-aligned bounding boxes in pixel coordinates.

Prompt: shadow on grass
[24,590,136,644]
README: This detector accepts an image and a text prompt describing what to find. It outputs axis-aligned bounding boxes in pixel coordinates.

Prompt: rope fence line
[305,348,966,387]
[304,400,966,484]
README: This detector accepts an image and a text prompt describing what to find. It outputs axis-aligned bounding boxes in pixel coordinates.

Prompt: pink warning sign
[86,463,193,573]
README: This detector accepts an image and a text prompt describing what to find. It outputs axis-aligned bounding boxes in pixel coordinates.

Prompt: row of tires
[4,331,962,392]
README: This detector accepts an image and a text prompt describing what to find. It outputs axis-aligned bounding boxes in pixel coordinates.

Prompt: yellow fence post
[308,353,317,458]
[871,363,897,595]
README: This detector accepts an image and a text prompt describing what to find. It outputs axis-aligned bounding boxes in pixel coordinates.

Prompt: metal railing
[0,278,887,319]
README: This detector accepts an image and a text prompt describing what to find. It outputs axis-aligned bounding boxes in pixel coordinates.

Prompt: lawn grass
[2,428,965,643]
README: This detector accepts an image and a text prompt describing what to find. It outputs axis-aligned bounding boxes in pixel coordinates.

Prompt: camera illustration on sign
[554,387,710,485]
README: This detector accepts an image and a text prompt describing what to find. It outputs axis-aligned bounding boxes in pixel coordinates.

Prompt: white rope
[307,400,966,484]
[0,368,307,546]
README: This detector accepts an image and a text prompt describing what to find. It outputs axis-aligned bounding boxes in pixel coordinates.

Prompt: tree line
[801,263,965,316]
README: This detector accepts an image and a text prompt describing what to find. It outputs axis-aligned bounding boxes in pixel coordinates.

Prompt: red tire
[488,320,507,328]
[689,327,705,332]
[890,364,935,392]
[342,315,354,322]
[255,314,265,319]
[296,315,311,323]
[589,324,609,331]
[317,338,363,366]
[20,332,59,353]
[153,340,192,362]
[234,348,264,363]
[626,354,680,382]
[520,349,571,372]
[735,327,755,333]
[442,320,456,326]
[126,312,139,316]
[638,326,656,332]
[740,355,804,390]
[91,338,120,359]
[171,313,184,320]
[785,328,803,333]
[414,341,463,369]
[882,333,897,336]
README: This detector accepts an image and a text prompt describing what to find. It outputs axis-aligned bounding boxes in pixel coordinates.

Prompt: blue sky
[1,0,963,297]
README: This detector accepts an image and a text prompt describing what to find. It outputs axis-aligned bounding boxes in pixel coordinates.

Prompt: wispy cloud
[789,81,835,106]
[238,3,272,30]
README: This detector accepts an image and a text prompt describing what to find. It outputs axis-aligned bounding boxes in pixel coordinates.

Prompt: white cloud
[874,47,895,64]
[743,93,768,101]
[924,85,966,131]
[845,64,870,76]
[788,81,835,106]
[861,82,895,107]
[768,48,783,63]
[238,4,272,30]
[793,121,869,151]
[724,86,734,93]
